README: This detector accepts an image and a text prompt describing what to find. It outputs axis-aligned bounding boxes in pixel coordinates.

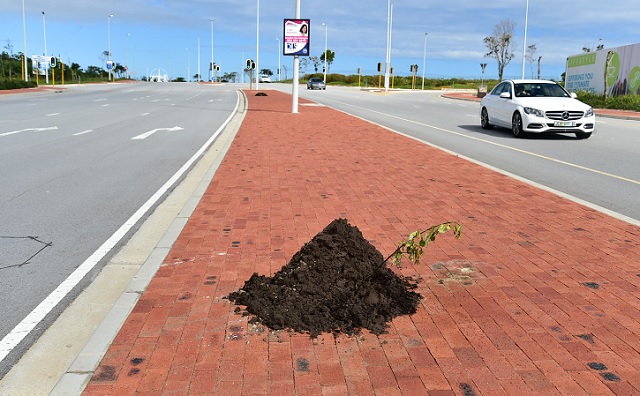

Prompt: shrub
[576,92,640,112]
[0,80,37,90]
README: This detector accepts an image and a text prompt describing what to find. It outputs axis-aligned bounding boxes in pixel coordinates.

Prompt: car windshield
[514,83,570,98]
[310,78,323,82]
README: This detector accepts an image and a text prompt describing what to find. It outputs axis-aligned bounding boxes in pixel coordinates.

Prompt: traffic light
[50,56,56,68]
[251,61,256,70]
[246,59,252,70]
[377,62,382,72]
[322,67,325,73]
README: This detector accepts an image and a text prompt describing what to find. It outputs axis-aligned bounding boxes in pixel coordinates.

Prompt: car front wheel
[512,112,526,138]
[481,108,493,130]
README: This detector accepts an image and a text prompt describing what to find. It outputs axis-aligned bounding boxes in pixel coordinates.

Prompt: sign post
[283,16,309,113]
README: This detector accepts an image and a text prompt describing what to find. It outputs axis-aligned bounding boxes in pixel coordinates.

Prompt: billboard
[283,19,310,56]
[565,42,640,96]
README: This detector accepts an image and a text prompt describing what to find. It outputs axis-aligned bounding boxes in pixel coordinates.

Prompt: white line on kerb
[0,91,241,364]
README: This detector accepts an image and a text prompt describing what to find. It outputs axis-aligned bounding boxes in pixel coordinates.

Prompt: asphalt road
[0,82,239,376]
[285,84,640,224]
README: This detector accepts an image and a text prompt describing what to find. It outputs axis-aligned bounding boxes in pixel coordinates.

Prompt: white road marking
[132,126,184,140]
[73,130,93,136]
[93,99,107,102]
[46,113,60,117]
[142,113,150,116]
[0,126,58,137]
[102,104,110,107]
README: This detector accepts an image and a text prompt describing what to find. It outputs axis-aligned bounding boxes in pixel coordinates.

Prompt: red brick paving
[83,89,640,395]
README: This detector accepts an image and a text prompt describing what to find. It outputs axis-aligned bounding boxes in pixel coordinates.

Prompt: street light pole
[521,0,529,79]
[187,48,190,82]
[421,32,428,90]
[22,0,28,81]
[108,14,113,82]
[384,0,393,92]
[292,0,300,113]
[42,11,48,84]
[210,19,215,82]
[322,23,327,83]
[276,37,280,81]
[126,33,130,79]
[256,0,260,89]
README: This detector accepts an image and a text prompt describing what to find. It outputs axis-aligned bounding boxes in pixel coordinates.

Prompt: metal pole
[187,48,190,82]
[292,0,300,113]
[421,32,427,90]
[384,0,392,91]
[108,15,113,82]
[42,12,48,84]
[521,0,529,79]
[210,19,214,82]
[197,37,200,82]
[22,0,28,81]
[256,0,260,89]
[126,33,130,79]
[322,23,327,82]
[276,37,280,81]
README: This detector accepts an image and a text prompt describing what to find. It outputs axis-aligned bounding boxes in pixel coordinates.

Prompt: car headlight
[585,107,594,117]
[523,107,544,117]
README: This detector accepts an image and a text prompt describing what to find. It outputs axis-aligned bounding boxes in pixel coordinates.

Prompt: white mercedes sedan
[480,79,595,139]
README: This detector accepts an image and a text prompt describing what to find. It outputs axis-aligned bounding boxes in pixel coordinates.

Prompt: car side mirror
[499,92,511,99]
[570,92,578,99]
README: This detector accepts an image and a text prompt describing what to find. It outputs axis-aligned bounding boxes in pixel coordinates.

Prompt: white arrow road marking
[132,126,184,140]
[0,126,58,137]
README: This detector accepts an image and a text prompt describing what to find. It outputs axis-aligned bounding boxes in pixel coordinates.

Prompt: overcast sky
[1,0,638,81]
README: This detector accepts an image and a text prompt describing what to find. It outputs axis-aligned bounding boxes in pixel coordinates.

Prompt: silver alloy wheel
[512,112,524,138]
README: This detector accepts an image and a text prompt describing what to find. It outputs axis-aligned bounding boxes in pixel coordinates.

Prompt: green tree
[319,49,335,73]
[260,68,273,77]
[483,19,516,81]
[86,65,104,77]
[223,71,238,83]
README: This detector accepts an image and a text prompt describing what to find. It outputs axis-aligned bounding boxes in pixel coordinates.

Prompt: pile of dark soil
[227,218,421,337]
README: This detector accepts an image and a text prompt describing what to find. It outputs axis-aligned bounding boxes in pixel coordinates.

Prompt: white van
[260,74,271,83]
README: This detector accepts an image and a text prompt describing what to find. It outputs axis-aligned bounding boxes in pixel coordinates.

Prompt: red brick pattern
[83,90,640,395]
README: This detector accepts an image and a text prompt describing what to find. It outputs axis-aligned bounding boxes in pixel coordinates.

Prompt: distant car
[307,77,326,90]
[480,79,595,139]
[260,75,271,83]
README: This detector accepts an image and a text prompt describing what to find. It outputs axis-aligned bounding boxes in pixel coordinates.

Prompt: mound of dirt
[227,218,421,337]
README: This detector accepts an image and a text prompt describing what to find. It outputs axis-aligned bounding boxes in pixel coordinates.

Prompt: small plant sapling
[383,222,462,266]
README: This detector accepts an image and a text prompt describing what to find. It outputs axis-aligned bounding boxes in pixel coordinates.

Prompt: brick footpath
[83,89,640,395]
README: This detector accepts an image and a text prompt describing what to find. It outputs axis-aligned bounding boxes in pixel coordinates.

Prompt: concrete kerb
[0,90,247,396]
